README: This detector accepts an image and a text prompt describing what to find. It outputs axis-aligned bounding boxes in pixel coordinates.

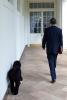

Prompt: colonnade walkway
[6,46,67,100]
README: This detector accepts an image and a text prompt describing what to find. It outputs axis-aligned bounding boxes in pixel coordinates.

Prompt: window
[43,11,54,31]
[30,11,54,33]
[29,2,54,9]
[30,12,41,33]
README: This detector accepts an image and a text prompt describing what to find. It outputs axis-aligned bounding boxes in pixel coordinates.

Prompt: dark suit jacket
[42,26,63,54]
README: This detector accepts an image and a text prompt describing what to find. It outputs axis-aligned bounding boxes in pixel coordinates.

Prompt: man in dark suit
[42,18,63,83]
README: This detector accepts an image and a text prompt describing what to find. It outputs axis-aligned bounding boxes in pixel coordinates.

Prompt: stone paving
[6,46,67,100]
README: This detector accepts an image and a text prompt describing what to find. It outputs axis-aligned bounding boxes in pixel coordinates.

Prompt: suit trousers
[47,54,57,81]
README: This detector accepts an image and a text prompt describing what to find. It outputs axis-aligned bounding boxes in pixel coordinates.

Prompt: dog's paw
[20,81,23,84]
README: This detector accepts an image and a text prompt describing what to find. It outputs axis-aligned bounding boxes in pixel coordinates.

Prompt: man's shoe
[51,80,56,83]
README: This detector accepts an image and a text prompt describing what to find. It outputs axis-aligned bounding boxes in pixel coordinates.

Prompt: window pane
[51,3,54,8]
[29,2,54,9]
[43,11,54,32]
[30,12,41,33]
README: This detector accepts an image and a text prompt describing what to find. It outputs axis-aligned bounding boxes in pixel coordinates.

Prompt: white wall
[0,0,26,99]
[16,12,25,59]
[24,0,30,46]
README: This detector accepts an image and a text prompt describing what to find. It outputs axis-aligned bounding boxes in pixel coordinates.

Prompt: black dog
[8,61,23,95]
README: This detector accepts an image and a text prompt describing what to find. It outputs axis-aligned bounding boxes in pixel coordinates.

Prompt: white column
[56,0,62,28]
[62,0,67,49]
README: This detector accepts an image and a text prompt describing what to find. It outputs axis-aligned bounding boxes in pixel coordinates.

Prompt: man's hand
[58,47,63,54]
[42,47,45,49]
[42,44,45,49]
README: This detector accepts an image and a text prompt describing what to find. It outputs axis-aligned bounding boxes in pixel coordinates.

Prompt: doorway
[30,11,54,44]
